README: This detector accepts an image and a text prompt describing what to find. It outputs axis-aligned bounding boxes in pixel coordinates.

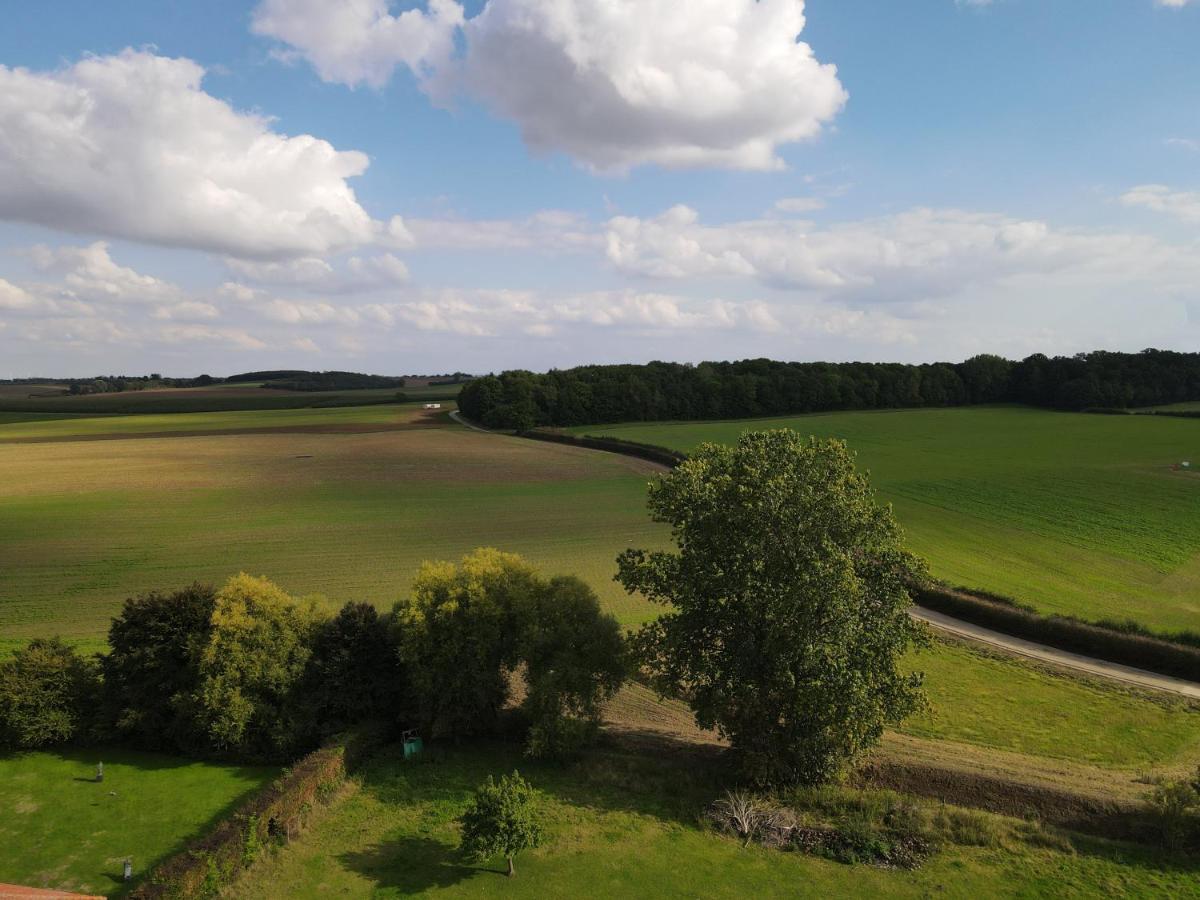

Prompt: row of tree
[0,554,624,763]
[458,350,1200,429]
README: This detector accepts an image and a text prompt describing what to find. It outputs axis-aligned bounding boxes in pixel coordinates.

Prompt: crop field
[0,382,458,415]
[0,404,667,651]
[0,747,275,896]
[573,406,1200,637]
[229,743,1199,900]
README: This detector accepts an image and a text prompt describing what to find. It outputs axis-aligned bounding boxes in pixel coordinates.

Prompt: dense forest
[458,350,1200,430]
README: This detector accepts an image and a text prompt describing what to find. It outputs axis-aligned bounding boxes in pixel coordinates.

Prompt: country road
[912,607,1200,700]
[448,412,1200,700]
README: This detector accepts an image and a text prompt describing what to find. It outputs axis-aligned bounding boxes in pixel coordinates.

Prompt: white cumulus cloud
[253,0,847,172]
[0,49,381,259]
[1120,185,1200,224]
[604,206,1180,304]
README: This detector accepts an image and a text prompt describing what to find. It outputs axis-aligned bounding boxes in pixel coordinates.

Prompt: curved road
[911,608,1200,700]
[448,412,1200,700]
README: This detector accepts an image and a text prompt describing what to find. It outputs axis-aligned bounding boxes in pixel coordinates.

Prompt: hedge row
[130,728,382,899]
[913,583,1200,683]
[520,429,688,469]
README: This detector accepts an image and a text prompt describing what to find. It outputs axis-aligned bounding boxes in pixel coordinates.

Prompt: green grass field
[0,747,275,896]
[229,743,1200,899]
[574,407,1200,637]
[907,641,1200,770]
[0,405,666,651]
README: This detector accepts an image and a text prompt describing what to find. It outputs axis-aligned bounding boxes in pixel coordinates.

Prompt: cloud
[0,278,42,312]
[773,197,827,214]
[1120,185,1200,223]
[28,242,182,305]
[225,252,410,292]
[151,301,221,321]
[402,210,600,251]
[253,0,847,172]
[1165,138,1200,151]
[604,205,1185,304]
[0,49,381,259]
[1157,0,1194,7]
[251,0,463,89]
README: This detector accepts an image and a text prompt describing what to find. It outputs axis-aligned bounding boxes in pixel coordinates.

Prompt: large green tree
[102,583,216,751]
[394,549,536,740]
[193,574,325,758]
[521,576,626,760]
[395,549,626,753]
[618,430,928,786]
[295,601,403,744]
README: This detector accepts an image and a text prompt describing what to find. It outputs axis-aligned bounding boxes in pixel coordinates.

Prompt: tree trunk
[507,856,515,877]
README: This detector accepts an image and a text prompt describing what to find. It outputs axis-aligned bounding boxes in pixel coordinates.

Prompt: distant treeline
[459,350,1200,429]
[261,372,406,392]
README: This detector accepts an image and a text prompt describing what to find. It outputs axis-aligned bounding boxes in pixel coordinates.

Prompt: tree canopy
[618,430,928,786]
[194,573,326,757]
[458,771,544,877]
[0,638,100,750]
[459,349,1200,429]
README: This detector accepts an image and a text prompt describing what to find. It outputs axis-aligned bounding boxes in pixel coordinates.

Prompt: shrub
[0,638,100,749]
[1147,773,1200,850]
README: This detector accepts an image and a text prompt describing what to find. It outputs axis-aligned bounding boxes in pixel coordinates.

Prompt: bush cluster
[706,786,1075,868]
[0,550,627,764]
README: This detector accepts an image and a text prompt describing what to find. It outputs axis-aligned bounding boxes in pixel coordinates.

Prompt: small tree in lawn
[618,430,929,787]
[459,771,544,877]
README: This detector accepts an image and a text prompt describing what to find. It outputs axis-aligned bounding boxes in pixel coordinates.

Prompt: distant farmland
[574,406,1200,638]
[0,403,666,650]
[0,380,459,415]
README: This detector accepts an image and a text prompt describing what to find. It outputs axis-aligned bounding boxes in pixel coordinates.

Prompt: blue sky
[0,0,1197,376]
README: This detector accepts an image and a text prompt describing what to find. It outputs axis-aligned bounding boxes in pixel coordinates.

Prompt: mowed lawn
[230,744,1200,900]
[0,748,275,896]
[0,407,667,650]
[575,407,1200,636]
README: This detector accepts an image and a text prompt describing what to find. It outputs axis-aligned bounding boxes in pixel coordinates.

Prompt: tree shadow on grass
[337,837,487,893]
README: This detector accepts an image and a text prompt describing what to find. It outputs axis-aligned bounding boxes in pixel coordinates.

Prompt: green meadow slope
[230,743,1200,900]
[574,407,1200,637]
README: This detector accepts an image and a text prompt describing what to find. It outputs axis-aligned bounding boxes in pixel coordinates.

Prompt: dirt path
[913,607,1200,699]
[449,410,492,433]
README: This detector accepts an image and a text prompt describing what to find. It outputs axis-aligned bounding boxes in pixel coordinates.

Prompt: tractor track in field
[448,412,1200,700]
